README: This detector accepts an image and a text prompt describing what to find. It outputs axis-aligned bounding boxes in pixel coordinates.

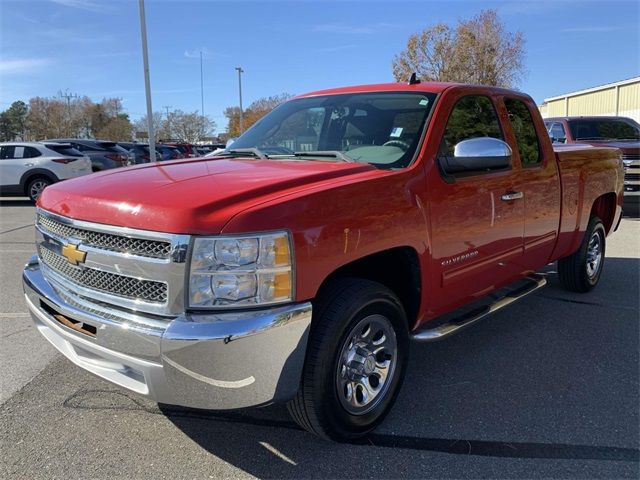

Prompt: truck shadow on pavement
[61,257,640,478]
[0,199,33,207]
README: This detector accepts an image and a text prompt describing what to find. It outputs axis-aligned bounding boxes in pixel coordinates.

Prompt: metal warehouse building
[539,77,640,122]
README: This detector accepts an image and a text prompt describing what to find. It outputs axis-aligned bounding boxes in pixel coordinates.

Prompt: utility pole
[235,66,244,134]
[163,105,172,141]
[138,0,156,161]
[58,89,78,137]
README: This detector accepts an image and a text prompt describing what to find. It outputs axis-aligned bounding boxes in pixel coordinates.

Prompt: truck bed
[551,144,623,260]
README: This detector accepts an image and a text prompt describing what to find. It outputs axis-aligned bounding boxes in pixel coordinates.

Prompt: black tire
[26,176,52,202]
[558,216,606,292]
[288,278,409,441]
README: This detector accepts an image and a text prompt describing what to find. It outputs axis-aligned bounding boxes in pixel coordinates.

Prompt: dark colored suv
[47,139,133,171]
[118,142,154,164]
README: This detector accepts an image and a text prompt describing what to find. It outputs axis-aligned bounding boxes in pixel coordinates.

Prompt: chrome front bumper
[23,255,312,410]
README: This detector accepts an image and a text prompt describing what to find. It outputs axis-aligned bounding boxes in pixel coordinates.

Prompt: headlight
[188,231,293,308]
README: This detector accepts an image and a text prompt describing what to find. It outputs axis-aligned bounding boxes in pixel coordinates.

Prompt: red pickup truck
[23,81,623,441]
[544,116,640,207]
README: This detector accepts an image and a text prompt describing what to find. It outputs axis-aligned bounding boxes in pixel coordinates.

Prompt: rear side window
[439,95,504,157]
[504,98,541,167]
[46,144,83,157]
[24,146,42,158]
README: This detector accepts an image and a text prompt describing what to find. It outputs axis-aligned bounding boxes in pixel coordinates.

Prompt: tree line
[0,95,217,143]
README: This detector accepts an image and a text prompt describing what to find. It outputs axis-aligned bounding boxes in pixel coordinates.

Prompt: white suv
[0,142,92,201]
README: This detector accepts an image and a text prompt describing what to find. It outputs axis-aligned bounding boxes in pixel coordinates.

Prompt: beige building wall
[539,77,640,123]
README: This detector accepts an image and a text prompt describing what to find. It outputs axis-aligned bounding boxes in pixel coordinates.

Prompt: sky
[0,0,638,134]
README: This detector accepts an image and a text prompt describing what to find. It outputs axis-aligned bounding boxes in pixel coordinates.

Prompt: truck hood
[38,157,375,234]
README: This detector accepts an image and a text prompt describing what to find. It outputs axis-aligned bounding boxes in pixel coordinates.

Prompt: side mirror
[226,138,236,149]
[439,137,512,174]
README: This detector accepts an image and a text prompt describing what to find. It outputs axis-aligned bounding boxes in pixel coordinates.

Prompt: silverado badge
[61,243,87,266]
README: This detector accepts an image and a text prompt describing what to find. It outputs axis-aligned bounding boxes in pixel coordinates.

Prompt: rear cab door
[500,95,562,270]
[426,88,525,316]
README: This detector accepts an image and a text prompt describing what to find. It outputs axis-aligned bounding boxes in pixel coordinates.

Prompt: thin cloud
[184,47,228,59]
[560,26,621,33]
[500,0,569,16]
[50,0,114,13]
[314,44,358,53]
[312,23,401,35]
[0,58,51,75]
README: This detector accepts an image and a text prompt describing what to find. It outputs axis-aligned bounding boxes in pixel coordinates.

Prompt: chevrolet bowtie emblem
[61,243,87,266]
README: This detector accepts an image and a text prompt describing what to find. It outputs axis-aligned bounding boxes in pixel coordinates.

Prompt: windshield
[568,118,640,141]
[229,91,437,168]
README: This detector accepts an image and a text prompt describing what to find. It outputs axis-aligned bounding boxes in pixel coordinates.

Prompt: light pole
[138,0,156,161]
[235,66,244,133]
[200,50,205,120]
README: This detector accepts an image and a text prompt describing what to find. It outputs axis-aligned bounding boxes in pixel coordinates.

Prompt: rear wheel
[558,216,606,292]
[288,278,408,440]
[26,177,52,202]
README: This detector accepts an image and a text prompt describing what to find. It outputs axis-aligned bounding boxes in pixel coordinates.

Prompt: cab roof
[296,81,525,99]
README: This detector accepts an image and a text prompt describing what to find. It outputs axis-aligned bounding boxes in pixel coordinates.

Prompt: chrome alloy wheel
[336,314,398,415]
[586,231,603,280]
[29,180,48,200]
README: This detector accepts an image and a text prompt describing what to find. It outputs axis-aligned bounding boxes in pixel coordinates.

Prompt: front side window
[229,92,437,168]
[438,95,504,158]
[0,146,14,160]
[568,118,640,141]
[504,98,541,167]
[550,122,566,143]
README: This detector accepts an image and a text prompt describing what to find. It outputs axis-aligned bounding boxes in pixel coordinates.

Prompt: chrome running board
[411,274,547,343]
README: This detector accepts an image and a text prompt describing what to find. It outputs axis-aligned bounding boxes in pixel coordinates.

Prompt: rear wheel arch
[20,169,58,194]
[590,192,617,234]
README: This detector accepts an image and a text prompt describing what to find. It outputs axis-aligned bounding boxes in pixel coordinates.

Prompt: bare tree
[392,10,526,88]
[134,111,166,140]
[167,110,216,143]
[224,94,292,138]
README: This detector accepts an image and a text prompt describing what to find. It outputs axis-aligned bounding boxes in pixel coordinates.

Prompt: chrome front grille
[37,214,171,259]
[39,247,168,303]
[622,153,640,161]
[35,209,190,317]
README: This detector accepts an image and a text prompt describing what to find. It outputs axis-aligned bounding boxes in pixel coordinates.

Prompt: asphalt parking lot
[1,199,638,479]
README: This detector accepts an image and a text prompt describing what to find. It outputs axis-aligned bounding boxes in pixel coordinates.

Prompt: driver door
[427,93,525,315]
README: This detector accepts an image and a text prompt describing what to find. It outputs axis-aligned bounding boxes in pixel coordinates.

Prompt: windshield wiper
[293,151,354,162]
[222,148,269,159]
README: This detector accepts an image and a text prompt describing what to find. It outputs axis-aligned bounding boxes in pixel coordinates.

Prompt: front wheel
[558,216,606,292]
[26,177,52,202]
[287,278,409,440]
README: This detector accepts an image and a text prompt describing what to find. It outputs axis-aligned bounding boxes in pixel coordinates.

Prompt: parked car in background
[156,145,184,161]
[544,116,640,207]
[118,142,153,164]
[46,139,132,172]
[0,141,91,201]
[163,142,198,158]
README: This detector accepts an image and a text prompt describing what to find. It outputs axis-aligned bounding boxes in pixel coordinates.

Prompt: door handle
[501,191,523,201]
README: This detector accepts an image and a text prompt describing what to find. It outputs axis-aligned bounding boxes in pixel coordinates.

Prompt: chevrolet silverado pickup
[24,81,624,440]
[544,116,640,211]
